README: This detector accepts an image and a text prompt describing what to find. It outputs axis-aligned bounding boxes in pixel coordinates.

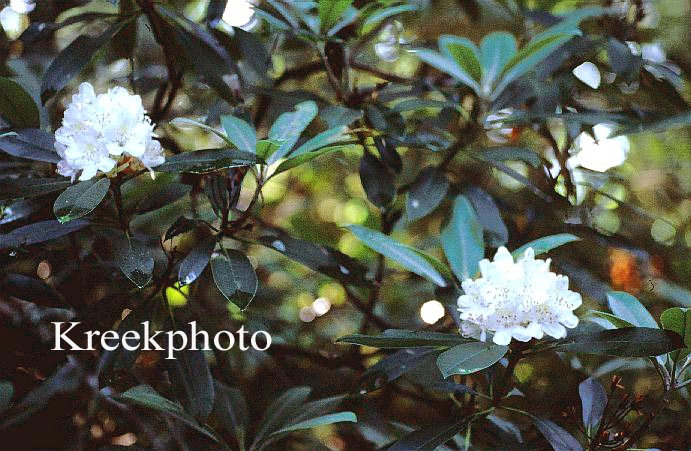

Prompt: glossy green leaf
[471,146,541,168]
[290,126,349,158]
[211,248,258,310]
[530,415,582,451]
[155,149,257,173]
[221,115,257,154]
[0,177,71,201]
[337,329,472,348]
[267,101,318,163]
[606,291,657,329]
[165,345,215,421]
[251,386,312,449]
[120,385,216,440]
[169,117,234,146]
[255,139,281,160]
[53,178,110,223]
[439,35,482,82]
[0,219,89,250]
[437,341,508,377]
[115,237,154,288]
[359,151,395,208]
[0,77,40,129]
[0,129,60,163]
[270,412,357,436]
[588,311,634,329]
[478,32,517,95]
[179,236,216,286]
[406,167,449,221]
[579,377,607,430]
[41,20,129,103]
[347,225,447,287]
[389,417,470,451]
[512,233,580,258]
[441,195,484,281]
[544,327,683,357]
[273,145,348,174]
[412,49,481,94]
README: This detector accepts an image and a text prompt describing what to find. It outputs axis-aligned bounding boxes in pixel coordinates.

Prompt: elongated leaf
[512,233,580,258]
[0,177,71,201]
[290,126,349,157]
[53,178,110,223]
[115,237,154,288]
[439,35,482,82]
[211,248,258,310]
[41,20,129,102]
[0,219,89,249]
[359,348,437,393]
[268,101,318,163]
[0,77,40,128]
[221,115,257,154]
[270,412,356,436]
[120,385,216,440]
[494,33,576,98]
[274,145,349,174]
[259,230,369,285]
[606,291,657,329]
[413,48,481,94]
[347,225,447,287]
[465,186,508,247]
[212,381,247,446]
[479,32,517,95]
[361,4,419,33]
[337,329,471,348]
[319,0,353,33]
[389,417,470,451]
[0,381,13,414]
[545,327,683,357]
[251,386,312,449]
[471,146,541,168]
[170,117,234,145]
[155,149,257,173]
[579,377,607,430]
[530,415,581,451]
[437,341,508,378]
[588,311,633,329]
[441,195,484,281]
[0,129,59,163]
[359,151,395,208]
[406,167,449,221]
[179,236,216,286]
[2,273,66,307]
[166,344,215,421]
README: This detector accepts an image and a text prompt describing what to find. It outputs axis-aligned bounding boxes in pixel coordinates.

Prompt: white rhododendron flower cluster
[457,247,582,346]
[55,82,164,181]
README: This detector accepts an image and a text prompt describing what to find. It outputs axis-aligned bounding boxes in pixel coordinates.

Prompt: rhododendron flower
[457,247,582,346]
[54,82,164,181]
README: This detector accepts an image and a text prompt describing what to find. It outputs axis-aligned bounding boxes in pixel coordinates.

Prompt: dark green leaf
[0,129,59,163]
[211,248,258,310]
[337,330,471,348]
[471,146,541,168]
[347,225,448,287]
[512,233,580,258]
[544,327,683,357]
[660,307,691,348]
[389,417,470,451]
[359,151,395,208]
[211,381,247,447]
[251,386,312,449]
[465,186,508,247]
[0,77,40,128]
[53,178,110,223]
[179,236,216,286]
[2,273,66,307]
[154,149,257,173]
[606,291,657,329]
[0,219,89,249]
[439,35,482,83]
[588,311,633,329]
[441,195,484,281]
[406,167,449,221]
[259,229,369,286]
[290,126,349,158]
[478,32,517,95]
[530,415,581,451]
[413,48,480,94]
[270,412,356,436]
[359,348,437,393]
[115,237,154,288]
[579,377,607,430]
[274,145,349,174]
[119,385,216,440]
[41,20,129,103]
[437,341,508,378]
[0,177,71,201]
[0,381,13,414]
[166,343,215,421]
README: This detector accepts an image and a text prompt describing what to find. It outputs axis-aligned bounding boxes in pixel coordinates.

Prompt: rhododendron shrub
[0,1,688,450]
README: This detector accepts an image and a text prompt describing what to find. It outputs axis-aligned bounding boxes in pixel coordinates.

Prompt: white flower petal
[572,62,601,89]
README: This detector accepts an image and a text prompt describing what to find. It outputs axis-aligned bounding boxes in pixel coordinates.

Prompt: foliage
[0,0,689,449]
